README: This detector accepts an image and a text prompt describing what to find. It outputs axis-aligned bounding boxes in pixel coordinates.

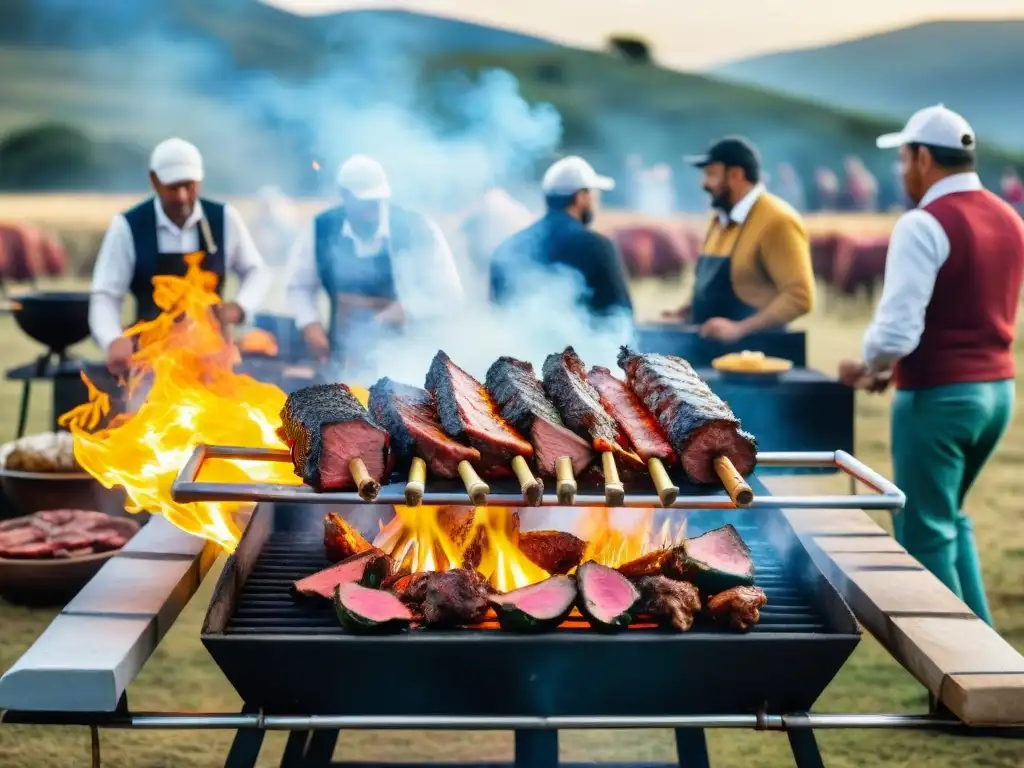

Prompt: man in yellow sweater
[668,137,815,343]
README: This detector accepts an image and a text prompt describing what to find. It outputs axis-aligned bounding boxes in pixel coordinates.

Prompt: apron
[690,216,757,325]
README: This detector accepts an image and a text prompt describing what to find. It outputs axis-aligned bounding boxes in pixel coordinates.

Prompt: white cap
[541,156,615,196]
[336,154,391,199]
[149,138,204,184]
[876,104,976,151]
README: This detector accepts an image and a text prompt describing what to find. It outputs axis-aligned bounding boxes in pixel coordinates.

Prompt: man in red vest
[839,105,1024,626]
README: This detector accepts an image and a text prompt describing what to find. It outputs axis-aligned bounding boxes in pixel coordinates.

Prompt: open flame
[59,254,685,583]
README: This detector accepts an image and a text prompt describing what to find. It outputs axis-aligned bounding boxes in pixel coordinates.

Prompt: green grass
[1,278,1022,766]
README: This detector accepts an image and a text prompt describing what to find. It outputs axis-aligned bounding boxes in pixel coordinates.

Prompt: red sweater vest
[894,189,1024,390]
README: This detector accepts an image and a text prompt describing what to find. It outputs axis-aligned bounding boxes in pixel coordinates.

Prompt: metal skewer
[714,456,753,507]
[348,459,380,501]
[601,452,624,507]
[647,458,679,507]
[404,457,427,506]
[457,460,490,506]
[554,456,577,504]
[510,455,543,506]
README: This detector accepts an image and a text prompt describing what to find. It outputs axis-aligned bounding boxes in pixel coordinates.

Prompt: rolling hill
[0,3,1020,203]
[711,20,1024,151]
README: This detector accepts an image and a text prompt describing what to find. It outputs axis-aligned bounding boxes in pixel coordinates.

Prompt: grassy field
[0,229,1022,766]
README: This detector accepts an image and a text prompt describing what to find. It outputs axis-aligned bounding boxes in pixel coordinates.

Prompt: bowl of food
[0,509,141,605]
[0,431,129,519]
[711,350,793,385]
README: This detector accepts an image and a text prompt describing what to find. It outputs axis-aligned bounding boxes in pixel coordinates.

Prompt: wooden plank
[781,508,889,536]
[814,535,908,554]
[827,551,923,570]
[942,674,1024,726]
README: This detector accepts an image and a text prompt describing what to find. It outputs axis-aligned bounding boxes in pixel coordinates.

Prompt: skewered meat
[323,512,373,563]
[616,549,671,578]
[369,377,480,478]
[633,575,701,631]
[517,530,586,575]
[541,347,643,470]
[425,351,533,479]
[400,568,492,626]
[617,347,756,484]
[706,586,768,632]
[0,510,140,559]
[484,357,594,476]
[437,506,521,570]
[587,367,674,463]
[278,384,390,491]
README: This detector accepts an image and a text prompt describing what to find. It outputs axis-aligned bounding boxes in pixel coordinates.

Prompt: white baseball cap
[541,156,615,196]
[336,154,391,199]
[876,104,976,151]
[149,138,204,185]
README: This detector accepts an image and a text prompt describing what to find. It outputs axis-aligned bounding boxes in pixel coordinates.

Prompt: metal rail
[170,445,906,510]
[0,710,997,731]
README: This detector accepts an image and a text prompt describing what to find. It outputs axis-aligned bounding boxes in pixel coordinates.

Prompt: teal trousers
[890,379,1014,627]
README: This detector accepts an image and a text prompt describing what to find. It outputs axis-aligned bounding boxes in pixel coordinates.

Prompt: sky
[265,0,1024,69]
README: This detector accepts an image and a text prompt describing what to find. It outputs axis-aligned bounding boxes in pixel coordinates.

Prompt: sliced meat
[588,366,674,463]
[633,575,702,631]
[0,511,140,559]
[516,530,587,575]
[425,351,533,479]
[277,383,390,491]
[617,347,757,484]
[542,347,643,470]
[369,377,480,479]
[400,568,492,627]
[484,357,594,476]
[323,512,374,563]
[706,586,768,632]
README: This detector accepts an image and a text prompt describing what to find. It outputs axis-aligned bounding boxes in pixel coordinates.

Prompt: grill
[202,495,860,721]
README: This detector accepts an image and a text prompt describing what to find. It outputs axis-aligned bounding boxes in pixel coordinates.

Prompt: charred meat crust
[323,512,374,563]
[517,530,587,575]
[587,366,675,463]
[706,585,768,632]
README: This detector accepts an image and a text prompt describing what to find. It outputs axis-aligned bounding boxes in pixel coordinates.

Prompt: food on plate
[0,510,139,559]
[277,383,390,491]
[662,524,756,592]
[323,512,373,563]
[425,350,533,480]
[292,549,393,600]
[706,585,768,632]
[618,347,757,484]
[633,574,701,631]
[711,350,792,375]
[0,431,80,473]
[333,582,413,634]
[516,530,586,575]
[484,356,594,476]
[574,561,641,632]
[489,575,578,632]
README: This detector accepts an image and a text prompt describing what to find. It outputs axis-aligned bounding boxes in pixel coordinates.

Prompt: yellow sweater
[701,191,815,325]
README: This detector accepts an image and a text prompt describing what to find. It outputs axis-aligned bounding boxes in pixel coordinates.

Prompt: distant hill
[711,20,1024,152]
[0,3,1020,204]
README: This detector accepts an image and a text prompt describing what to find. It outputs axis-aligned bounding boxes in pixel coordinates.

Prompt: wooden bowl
[0,549,118,606]
[0,468,134,520]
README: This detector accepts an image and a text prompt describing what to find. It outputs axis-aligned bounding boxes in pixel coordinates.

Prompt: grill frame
[202,493,859,718]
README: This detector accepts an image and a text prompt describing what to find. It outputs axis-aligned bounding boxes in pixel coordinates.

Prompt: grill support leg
[787,729,825,768]
[514,729,558,768]
[224,708,266,768]
[674,728,711,768]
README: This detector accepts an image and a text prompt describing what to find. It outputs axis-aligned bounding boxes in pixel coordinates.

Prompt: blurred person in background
[662,136,814,342]
[458,187,534,305]
[844,155,878,212]
[90,138,270,375]
[490,156,633,320]
[813,166,840,211]
[1001,167,1024,214]
[772,163,806,212]
[839,105,1024,627]
[286,154,463,368]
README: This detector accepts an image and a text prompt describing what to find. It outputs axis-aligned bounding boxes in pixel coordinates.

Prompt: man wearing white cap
[490,156,632,318]
[839,105,1024,626]
[286,154,462,365]
[90,138,271,374]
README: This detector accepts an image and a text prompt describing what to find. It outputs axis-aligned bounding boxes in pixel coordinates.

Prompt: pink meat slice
[319,421,390,490]
[337,583,413,622]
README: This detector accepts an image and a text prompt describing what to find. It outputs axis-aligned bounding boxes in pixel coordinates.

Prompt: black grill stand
[5,352,93,438]
[221,714,824,768]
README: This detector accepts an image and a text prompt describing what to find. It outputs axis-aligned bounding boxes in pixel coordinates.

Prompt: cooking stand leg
[514,729,558,768]
[224,707,266,768]
[674,728,710,768]
[787,729,825,768]
[280,732,311,767]
[15,379,31,439]
[304,730,339,766]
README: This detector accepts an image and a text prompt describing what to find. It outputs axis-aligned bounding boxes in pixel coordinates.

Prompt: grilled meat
[633,575,701,631]
[437,506,521,570]
[587,366,674,463]
[425,351,533,479]
[616,549,671,578]
[484,356,594,476]
[617,347,756,484]
[517,530,587,575]
[706,586,768,632]
[278,383,390,491]
[399,568,492,627]
[323,512,374,563]
[369,377,480,478]
[541,347,643,470]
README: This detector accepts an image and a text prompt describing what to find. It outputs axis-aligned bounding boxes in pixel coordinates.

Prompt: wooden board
[783,508,1024,726]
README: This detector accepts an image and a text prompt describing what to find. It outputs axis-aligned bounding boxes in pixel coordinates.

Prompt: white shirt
[89,199,272,353]
[717,183,765,227]
[861,172,984,370]
[286,203,464,330]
